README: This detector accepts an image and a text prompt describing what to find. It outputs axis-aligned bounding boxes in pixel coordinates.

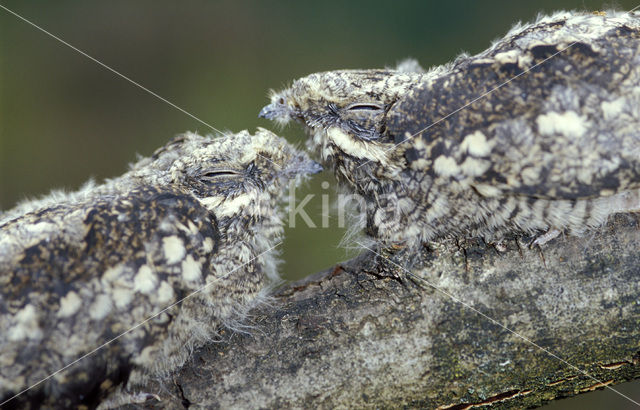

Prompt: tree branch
[139,213,640,409]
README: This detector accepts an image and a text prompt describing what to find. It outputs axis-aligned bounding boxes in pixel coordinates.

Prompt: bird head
[259,67,424,198]
[130,128,321,235]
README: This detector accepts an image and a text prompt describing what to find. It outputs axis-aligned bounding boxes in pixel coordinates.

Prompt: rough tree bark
[138,213,640,409]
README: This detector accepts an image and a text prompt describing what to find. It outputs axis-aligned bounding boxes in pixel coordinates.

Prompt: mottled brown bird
[0,129,320,408]
[261,11,640,250]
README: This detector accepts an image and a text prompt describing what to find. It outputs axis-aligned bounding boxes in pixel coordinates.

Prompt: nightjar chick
[260,10,640,250]
[0,128,320,408]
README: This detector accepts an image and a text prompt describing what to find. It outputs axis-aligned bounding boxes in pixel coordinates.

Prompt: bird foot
[530,229,561,248]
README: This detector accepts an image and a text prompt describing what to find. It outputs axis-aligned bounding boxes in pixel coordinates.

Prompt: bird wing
[386,26,640,200]
[0,186,219,407]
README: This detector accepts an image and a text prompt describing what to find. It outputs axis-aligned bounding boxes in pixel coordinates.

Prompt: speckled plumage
[261,11,640,249]
[0,129,320,408]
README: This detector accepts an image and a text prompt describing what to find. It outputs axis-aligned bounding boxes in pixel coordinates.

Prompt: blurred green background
[1,1,639,408]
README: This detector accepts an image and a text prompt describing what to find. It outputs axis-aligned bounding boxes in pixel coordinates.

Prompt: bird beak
[259,99,299,123]
[258,103,279,120]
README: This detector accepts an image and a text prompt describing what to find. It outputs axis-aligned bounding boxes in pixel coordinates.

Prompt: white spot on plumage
[9,305,42,341]
[473,184,502,198]
[89,294,112,320]
[24,221,56,235]
[58,291,82,318]
[113,287,134,309]
[521,167,541,185]
[102,264,125,283]
[460,157,490,177]
[156,281,175,304]
[536,111,586,138]
[203,237,214,253]
[433,156,459,177]
[181,255,202,281]
[461,131,492,157]
[601,97,626,120]
[163,236,186,264]
[494,50,520,64]
[134,265,157,294]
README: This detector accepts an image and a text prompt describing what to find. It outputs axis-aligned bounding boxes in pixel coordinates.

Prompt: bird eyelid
[345,102,384,111]
[199,169,242,180]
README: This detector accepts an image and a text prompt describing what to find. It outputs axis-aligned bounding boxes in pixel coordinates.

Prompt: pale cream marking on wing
[521,167,541,185]
[9,305,42,341]
[433,155,460,177]
[517,53,533,67]
[175,222,191,234]
[89,294,113,320]
[24,221,57,236]
[494,50,520,64]
[133,265,157,294]
[182,255,202,281]
[163,236,186,264]
[203,237,214,253]
[473,184,502,197]
[601,97,626,120]
[113,287,134,309]
[460,157,491,177]
[57,291,83,318]
[460,131,492,157]
[577,168,594,185]
[410,158,430,170]
[102,264,125,283]
[536,111,586,138]
[187,220,199,234]
[156,281,175,304]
